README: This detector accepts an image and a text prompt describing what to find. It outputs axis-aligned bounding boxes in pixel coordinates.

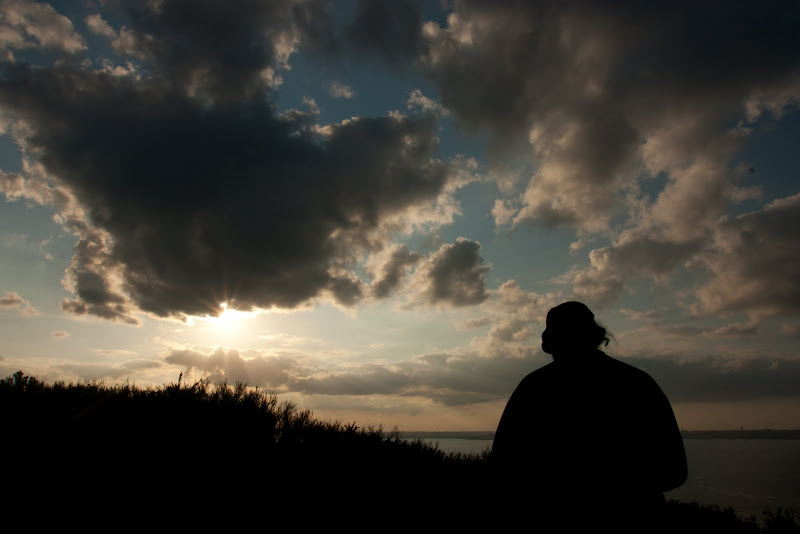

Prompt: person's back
[491,302,687,529]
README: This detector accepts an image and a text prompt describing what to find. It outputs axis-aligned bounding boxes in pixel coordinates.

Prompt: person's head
[541,301,610,357]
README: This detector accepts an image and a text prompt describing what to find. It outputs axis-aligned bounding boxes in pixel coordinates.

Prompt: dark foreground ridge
[3,371,798,531]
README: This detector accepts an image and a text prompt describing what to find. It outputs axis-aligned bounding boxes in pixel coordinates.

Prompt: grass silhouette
[3,370,797,531]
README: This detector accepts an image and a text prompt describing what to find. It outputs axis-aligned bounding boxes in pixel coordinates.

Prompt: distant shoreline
[399,429,800,440]
[400,431,496,440]
[679,429,800,440]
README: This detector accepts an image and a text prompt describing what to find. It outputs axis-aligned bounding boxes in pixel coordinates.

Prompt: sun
[187,302,262,343]
[211,302,261,330]
[214,303,242,331]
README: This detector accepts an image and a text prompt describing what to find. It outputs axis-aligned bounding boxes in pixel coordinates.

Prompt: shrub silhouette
[2,371,796,531]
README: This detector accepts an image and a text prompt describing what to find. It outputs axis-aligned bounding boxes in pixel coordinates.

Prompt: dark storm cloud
[0,0,463,320]
[346,0,424,66]
[101,0,336,102]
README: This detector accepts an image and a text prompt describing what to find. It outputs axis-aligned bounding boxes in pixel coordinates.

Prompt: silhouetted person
[491,302,687,529]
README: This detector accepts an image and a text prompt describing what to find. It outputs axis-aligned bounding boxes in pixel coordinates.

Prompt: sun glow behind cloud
[186,302,263,345]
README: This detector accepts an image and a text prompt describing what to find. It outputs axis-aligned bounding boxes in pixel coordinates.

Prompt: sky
[1,0,799,431]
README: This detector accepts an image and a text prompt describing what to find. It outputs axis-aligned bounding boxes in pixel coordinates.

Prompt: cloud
[98,0,336,103]
[454,316,491,331]
[626,355,800,403]
[85,13,115,39]
[512,112,639,233]
[407,238,490,307]
[160,275,800,407]
[658,326,711,337]
[707,321,760,337]
[407,88,442,113]
[0,290,39,316]
[367,243,422,299]
[163,344,537,406]
[60,223,141,325]
[421,2,646,232]
[420,1,800,318]
[164,347,299,389]
[295,363,414,397]
[161,335,800,408]
[781,324,800,340]
[84,13,153,64]
[94,58,139,78]
[327,81,355,99]
[0,170,73,210]
[58,359,164,382]
[485,281,554,341]
[491,198,518,226]
[258,331,321,347]
[471,280,560,359]
[346,0,423,66]
[0,0,85,53]
[0,1,478,322]
[51,329,69,337]
[1,167,142,325]
[423,2,800,231]
[690,194,800,320]
[91,348,139,357]
[569,237,704,305]
[614,317,715,343]
[620,308,664,323]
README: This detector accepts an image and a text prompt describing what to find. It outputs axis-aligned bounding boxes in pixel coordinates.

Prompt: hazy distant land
[400,429,800,440]
[679,429,800,440]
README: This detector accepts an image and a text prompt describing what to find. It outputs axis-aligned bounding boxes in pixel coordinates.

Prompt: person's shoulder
[515,362,558,387]
[601,352,661,387]
[523,361,557,378]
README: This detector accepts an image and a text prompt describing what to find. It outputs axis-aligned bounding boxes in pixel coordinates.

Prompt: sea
[409,437,800,519]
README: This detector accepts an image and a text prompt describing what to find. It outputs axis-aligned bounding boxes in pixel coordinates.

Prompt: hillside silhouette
[3,371,798,531]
